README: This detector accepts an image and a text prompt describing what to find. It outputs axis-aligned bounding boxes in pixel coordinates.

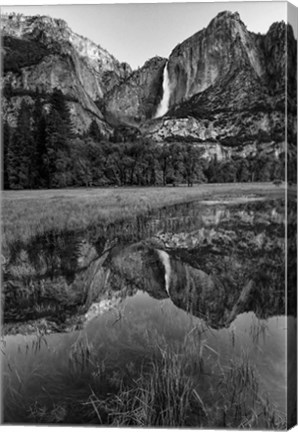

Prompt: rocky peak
[1,12,133,136]
[264,20,287,58]
[167,11,265,108]
[207,10,255,54]
[1,13,68,46]
[211,10,241,22]
[1,13,132,78]
[262,21,287,94]
[266,20,286,39]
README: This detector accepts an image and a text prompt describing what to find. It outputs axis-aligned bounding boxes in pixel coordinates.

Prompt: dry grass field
[1,183,285,251]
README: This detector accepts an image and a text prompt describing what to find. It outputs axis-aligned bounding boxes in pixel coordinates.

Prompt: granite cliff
[1,11,296,157]
[105,56,167,124]
[1,13,131,137]
[103,11,296,158]
[167,11,264,107]
[140,12,296,158]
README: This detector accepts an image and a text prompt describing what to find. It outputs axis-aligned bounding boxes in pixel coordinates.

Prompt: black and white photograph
[0,0,297,428]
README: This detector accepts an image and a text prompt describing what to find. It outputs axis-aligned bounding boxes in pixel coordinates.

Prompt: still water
[3,289,290,420]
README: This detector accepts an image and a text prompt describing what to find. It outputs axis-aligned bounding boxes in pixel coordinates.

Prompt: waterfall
[157,249,171,295]
[155,62,170,118]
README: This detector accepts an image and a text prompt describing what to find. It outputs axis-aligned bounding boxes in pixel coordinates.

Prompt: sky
[0,1,296,69]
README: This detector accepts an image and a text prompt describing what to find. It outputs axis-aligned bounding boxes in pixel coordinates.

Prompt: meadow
[1,182,285,253]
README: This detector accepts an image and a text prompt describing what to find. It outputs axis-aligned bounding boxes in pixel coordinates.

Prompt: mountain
[1,13,131,137]
[1,10,297,188]
[168,11,264,107]
[103,11,296,159]
[141,12,296,157]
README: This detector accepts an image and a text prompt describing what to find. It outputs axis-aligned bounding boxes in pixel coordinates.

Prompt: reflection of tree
[287,200,297,317]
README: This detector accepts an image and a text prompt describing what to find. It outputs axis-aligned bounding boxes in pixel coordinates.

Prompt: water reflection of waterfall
[157,249,171,295]
[155,62,170,118]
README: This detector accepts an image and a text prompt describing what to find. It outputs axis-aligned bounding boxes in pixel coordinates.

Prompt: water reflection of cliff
[3,199,290,333]
[99,240,284,329]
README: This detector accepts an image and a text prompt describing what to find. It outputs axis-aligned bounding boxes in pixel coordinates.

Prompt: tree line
[3,88,287,190]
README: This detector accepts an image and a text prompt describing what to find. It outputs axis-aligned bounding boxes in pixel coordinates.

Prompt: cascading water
[154,62,171,118]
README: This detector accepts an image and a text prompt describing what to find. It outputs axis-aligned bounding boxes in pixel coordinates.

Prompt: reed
[2,327,285,428]
[73,330,284,429]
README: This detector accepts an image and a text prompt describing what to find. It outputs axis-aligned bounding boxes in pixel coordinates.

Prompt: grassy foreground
[1,183,284,252]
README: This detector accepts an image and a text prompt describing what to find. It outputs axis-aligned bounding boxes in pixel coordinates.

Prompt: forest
[3,88,287,190]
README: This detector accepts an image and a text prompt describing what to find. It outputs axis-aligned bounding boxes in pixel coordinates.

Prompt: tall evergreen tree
[7,100,34,189]
[183,145,204,186]
[35,114,48,187]
[238,159,250,182]
[50,88,73,137]
[171,143,184,185]
[3,120,11,189]
[158,145,172,186]
[205,156,219,183]
[88,120,102,142]
[32,93,48,187]
[45,108,68,187]
[44,88,73,188]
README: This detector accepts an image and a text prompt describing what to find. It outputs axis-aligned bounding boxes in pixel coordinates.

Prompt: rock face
[165,12,295,111]
[167,11,264,107]
[105,57,167,124]
[1,13,131,136]
[141,12,296,154]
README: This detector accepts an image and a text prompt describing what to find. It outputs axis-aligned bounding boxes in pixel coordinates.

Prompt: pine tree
[45,108,65,187]
[3,121,11,189]
[7,101,34,189]
[183,145,205,186]
[32,93,48,187]
[50,88,73,137]
[238,159,250,182]
[205,156,219,183]
[44,88,73,188]
[36,115,48,187]
[88,120,102,142]
[171,143,184,185]
[158,145,172,186]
